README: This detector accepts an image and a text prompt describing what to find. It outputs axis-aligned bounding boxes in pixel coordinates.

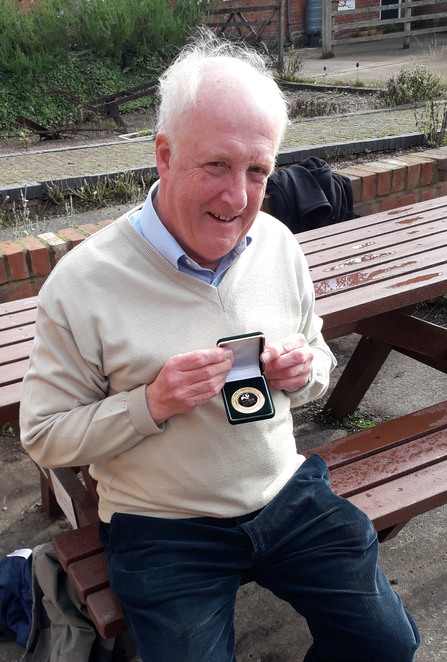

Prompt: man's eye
[250,167,267,175]
[209,162,223,168]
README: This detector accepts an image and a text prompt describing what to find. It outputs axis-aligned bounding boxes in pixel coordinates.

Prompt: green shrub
[0,50,168,130]
[0,0,211,130]
[378,64,446,107]
[0,0,209,77]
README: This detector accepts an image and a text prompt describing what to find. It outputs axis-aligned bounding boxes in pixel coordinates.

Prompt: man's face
[154,82,280,271]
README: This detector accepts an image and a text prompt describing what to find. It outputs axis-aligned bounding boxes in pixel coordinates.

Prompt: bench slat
[52,522,103,572]
[306,401,447,469]
[330,429,447,498]
[0,297,37,316]
[0,340,34,366]
[0,382,21,423]
[349,458,447,531]
[86,588,127,639]
[68,552,110,602]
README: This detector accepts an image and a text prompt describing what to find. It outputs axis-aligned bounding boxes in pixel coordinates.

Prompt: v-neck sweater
[20,210,335,522]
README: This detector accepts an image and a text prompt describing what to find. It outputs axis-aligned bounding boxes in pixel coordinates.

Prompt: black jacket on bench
[266,157,358,234]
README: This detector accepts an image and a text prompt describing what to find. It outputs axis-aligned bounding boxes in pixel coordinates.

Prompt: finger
[261,334,306,364]
[264,347,312,374]
[171,353,234,392]
[269,372,310,391]
[171,347,234,374]
[265,356,312,382]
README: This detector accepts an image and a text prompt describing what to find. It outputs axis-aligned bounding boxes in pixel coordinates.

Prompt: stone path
[0,105,423,192]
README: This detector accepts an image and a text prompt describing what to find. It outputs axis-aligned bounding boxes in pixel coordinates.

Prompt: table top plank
[0,308,38,331]
[0,358,29,387]
[315,263,447,329]
[297,196,447,247]
[0,297,37,317]
[0,197,446,418]
[0,324,36,349]
[312,244,446,299]
[301,212,447,257]
[305,223,447,270]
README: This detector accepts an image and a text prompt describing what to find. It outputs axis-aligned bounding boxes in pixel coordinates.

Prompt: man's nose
[221,172,248,212]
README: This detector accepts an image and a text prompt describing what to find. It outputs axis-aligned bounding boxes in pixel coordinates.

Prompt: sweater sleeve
[286,241,336,409]
[20,305,163,469]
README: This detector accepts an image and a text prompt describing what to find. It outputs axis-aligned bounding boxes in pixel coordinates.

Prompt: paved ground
[302,31,447,85]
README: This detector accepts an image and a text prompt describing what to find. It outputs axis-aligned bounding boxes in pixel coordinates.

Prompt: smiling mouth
[209,212,236,222]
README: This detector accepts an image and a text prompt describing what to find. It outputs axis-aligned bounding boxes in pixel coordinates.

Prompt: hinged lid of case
[217,332,264,383]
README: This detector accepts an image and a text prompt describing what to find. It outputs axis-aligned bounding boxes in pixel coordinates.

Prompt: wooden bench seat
[51,399,447,640]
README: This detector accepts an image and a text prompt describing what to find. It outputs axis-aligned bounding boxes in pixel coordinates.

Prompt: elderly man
[20,31,419,662]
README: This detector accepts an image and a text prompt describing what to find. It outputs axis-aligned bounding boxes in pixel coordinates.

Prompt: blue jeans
[99,454,419,662]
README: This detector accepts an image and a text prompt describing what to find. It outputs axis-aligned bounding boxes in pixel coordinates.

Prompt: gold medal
[231,387,265,414]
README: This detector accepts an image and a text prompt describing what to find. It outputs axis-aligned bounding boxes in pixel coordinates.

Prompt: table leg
[324,337,392,419]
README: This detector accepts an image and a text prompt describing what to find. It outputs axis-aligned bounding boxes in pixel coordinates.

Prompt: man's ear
[155,133,171,178]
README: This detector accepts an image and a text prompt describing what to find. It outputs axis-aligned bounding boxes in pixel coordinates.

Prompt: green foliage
[0,0,207,74]
[47,171,156,210]
[0,0,211,128]
[414,99,447,148]
[288,93,351,120]
[318,408,376,433]
[280,45,303,82]
[0,49,168,130]
[378,64,446,107]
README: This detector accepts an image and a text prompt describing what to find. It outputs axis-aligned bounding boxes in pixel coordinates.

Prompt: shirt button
[185,259,192,266]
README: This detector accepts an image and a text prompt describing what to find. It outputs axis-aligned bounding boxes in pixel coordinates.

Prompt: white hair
[157,27,289,152]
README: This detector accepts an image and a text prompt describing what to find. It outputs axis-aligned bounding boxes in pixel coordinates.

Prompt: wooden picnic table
[298,194,447,419]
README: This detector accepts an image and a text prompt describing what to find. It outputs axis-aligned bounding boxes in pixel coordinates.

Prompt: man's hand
[261,334,314,392]
[146,348,234,425]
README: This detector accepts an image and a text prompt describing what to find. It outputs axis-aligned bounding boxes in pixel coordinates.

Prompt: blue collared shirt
[128,181,251,286]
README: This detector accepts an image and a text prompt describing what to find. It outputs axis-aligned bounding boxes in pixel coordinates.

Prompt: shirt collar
[131,180,252,285]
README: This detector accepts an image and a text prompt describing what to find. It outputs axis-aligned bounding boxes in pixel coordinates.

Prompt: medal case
[217,332,275,425]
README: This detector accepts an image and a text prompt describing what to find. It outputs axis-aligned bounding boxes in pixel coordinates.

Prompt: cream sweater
[20,210,335,522]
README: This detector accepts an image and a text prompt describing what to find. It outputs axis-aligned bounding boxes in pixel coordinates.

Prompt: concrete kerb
[0,166,158,205]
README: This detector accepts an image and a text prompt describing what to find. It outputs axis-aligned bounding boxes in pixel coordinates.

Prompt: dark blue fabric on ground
[0,554,33,648]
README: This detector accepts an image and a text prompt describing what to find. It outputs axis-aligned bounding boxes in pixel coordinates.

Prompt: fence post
[322,0,334,58]
[278,0,285,73]
[403,0,411,48]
